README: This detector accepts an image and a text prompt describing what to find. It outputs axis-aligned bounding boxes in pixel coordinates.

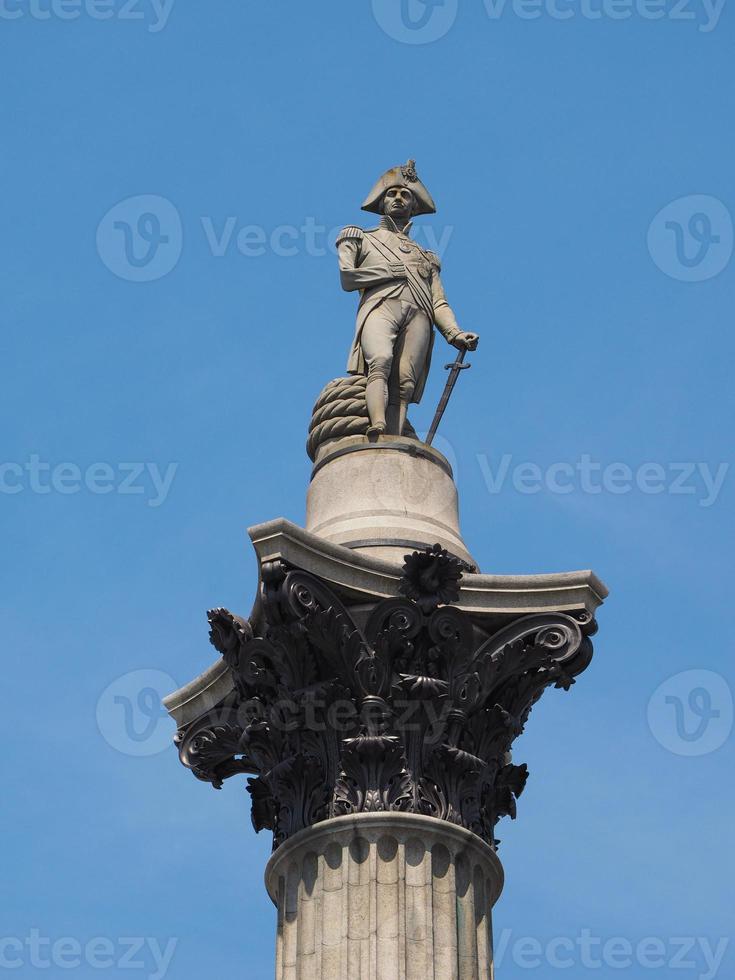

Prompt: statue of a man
[337,160,479,439]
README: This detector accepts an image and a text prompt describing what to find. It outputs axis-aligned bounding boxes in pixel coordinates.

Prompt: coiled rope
[307,376,418,461]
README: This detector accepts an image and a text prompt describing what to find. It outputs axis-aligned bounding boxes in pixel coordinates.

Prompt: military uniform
[337,160,468,435]
[337,215,461,407]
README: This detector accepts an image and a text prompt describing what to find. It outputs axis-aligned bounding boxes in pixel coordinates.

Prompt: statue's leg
[390,325,408,436]
[386,347,402,435]
[360,302,399,438]
[396,311,431,436]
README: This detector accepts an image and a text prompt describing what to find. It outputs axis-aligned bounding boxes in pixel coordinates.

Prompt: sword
[425,347,471,446]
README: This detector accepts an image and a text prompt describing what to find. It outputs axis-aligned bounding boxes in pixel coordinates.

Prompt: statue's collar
[378,215,413,236]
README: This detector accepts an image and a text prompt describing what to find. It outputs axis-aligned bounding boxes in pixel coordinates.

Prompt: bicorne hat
[361,159,437,216]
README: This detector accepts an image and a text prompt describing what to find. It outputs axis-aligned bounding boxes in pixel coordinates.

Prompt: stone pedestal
[265,813,503,980]
[306,436,475,567]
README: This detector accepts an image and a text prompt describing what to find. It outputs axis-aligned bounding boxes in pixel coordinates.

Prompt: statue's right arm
[337,232,406,293]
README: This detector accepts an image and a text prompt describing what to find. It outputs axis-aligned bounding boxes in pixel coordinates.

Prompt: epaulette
[426,250,441,271]
[335,226,364,246]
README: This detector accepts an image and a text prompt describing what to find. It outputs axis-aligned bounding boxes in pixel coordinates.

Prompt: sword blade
[425,348,469,446]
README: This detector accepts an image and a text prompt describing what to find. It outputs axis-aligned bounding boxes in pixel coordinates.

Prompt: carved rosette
[174,547,598,851]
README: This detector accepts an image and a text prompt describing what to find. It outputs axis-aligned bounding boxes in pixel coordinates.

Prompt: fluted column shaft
[265,813,504,980]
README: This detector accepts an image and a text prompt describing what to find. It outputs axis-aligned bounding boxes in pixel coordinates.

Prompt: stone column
[265,813,503,980]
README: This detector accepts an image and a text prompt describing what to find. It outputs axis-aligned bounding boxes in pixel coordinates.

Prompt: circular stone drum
[305,435,476,567]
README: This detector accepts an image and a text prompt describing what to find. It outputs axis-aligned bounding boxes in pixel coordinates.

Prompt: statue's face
[382,186,415,223]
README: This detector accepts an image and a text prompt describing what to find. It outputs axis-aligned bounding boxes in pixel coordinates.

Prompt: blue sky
[2,2,733,977]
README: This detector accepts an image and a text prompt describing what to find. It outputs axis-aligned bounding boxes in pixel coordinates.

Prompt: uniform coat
[337,216,461,404]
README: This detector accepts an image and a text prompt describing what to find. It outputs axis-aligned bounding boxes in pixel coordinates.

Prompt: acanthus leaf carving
[175,549,599,850]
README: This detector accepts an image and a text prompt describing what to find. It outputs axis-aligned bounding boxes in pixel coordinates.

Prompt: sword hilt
[444,348,471,371]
